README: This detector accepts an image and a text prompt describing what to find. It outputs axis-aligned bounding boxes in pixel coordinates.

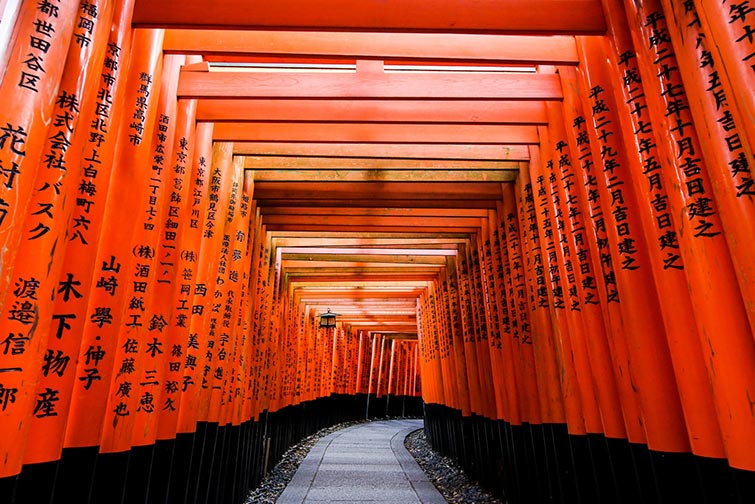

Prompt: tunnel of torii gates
[0,0,755,503]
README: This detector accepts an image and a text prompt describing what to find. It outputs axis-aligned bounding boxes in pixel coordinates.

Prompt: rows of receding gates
[0,0,755,503]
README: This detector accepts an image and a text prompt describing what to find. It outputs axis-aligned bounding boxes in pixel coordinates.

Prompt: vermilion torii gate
[0,0,754,503]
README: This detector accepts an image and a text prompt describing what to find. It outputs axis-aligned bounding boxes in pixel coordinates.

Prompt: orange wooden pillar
[63,28,164,455]
[466,235,498,419]
[572,59,690,457]
[176,141,236,433]
[96,50,180,456]
[447,251,482,417]
[573,14,727,465]
[692,0,755,156]
[157,121,212,440]
[540,105,627,441]
[510,179,544,429]
[529,140,589,438]
[497,190,526,429]
[481,212,511,422]
[555,78,647,453]
[514,164,565,430]
[201,155,248,425]
[660,0,755,332]
[440,264,471,416]
[0,0,115,477]
[0,0,79,306]
[615,0,755,473]
[129,60,199,453]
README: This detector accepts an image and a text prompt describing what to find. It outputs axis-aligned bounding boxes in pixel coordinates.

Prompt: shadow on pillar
[422,402,754,504]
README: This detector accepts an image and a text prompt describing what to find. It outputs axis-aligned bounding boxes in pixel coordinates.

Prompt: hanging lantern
[319,308,337,329]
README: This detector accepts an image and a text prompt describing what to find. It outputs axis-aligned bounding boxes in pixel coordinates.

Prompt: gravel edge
[244,419,367,503]
[404,429,505,504]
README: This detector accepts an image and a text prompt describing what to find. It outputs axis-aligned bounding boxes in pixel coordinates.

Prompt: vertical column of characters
[342,326,352,396]
[386,339,397,399]
[538,120,603,436]
[575,35,693,454]
[194,153,242,424]
[157,122,212,440]
[285,296,301,407]
[577,15,727,457]
[25,0,132,467]
[342,327,353,396]
[416,297,430,403]
[354,329,366,396]
[412,341,421,397]
[433,278,454,409]
[131,63,199,449]
[220,169,254,424]
[0,0,79,304]
[441,262,469,415]
[662,0,755,331]
[544,96,627,442]
[481,212,511,421]
[467,235,497,418]
[498,193,528,427]
[620,0,755,470]
[275,296,293,408]
[244,211,265,418]
[529,141,587,436]
[449,248,481,416]
[429,279,453,410]
[423,287,440,405]
[0,0,114,472]
[237,190,257,421]
[301,302,315,405]
[256,233,276,411]
[365,329,377,403]
[175,141,234,434]
[494,196,524,427]
[314,308,323,402]
[417,292,440,405]
[296,307,313,406]
[395,341,405,399]
[266,237,284,410]
[557,83,646,445]
[99,50,180,453]
[512,178,545,426]
[516,162,566,427]
[400,341,411,398]
[63,28,164,450]
[206,156,247,424]
[692,0,755,152]
[351,329,362,396]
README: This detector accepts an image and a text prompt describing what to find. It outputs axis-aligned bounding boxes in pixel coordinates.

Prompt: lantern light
[319,308,337,329]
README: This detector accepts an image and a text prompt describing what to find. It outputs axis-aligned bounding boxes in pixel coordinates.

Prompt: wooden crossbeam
[244,157,518,170]
[196,99,548,124]
[178,71,562,100]
[250,169,516,183]
[268,225,481,233]
[234,143,530,161]
[133,0,606,34]
[266,215,484,227]
[259,199,498,209]
[213,123,539,144]
[164,30,579,64]
[269,209,488,218]
[253,181,502,200]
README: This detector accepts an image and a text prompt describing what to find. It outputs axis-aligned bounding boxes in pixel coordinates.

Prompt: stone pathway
[276,419,447,503]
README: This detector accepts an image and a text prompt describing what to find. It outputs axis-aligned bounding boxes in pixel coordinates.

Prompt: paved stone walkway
[277,419,447,503]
